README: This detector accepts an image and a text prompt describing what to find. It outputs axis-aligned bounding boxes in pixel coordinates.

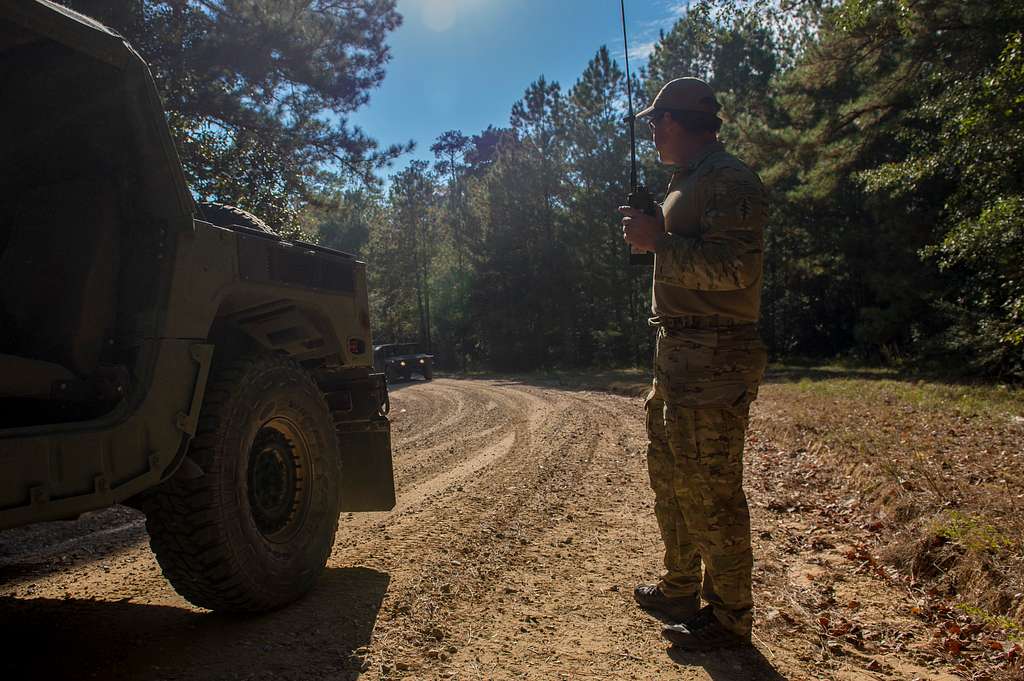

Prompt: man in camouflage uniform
[618,77,768,651]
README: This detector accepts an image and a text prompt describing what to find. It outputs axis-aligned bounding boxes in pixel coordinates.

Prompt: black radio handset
[620,0,655,267]
[627,185,656,266]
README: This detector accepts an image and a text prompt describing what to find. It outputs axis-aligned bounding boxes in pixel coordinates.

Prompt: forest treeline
[331,0,1024,377]
[70,0,1023,378]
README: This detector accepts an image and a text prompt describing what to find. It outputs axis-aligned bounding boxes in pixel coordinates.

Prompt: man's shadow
[668,644,789,680]
[0,566,389,680]
[639,607,788,679]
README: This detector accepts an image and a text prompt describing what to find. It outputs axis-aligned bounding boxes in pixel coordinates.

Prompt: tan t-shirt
[652,141,768,322]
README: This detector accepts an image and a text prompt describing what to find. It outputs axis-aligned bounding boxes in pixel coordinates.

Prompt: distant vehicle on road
[374,344,434,382]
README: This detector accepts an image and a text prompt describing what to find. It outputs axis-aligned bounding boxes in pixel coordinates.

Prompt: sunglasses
[646,111,668,130]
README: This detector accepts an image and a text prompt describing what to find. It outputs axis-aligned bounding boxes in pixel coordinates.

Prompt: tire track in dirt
[331,380,567,562]
[388,381,467,450]
[0,378,976,681]
[385,380,529,495]
[328,383,699,680]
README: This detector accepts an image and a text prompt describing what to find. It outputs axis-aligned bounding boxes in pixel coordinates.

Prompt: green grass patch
[956,603,1024,642]
[768,363,1024,419]
[934,511,1016,553]
[453,362,1024,418]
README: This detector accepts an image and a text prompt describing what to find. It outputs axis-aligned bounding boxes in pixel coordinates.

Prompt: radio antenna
[619,0,656,266]
[620,0,637,192]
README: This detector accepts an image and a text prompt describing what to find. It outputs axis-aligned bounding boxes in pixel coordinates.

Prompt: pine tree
[564,46,639,365]
[62,0,410,231]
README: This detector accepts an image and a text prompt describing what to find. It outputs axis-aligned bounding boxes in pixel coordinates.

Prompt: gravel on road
[0,378,970,680]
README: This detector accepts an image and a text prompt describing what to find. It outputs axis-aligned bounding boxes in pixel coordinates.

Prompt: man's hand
[618,205,664,253]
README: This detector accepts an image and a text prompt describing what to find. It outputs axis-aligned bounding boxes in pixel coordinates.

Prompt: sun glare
[422,0,457,32]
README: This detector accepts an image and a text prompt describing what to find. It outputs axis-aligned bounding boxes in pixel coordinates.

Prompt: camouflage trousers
[645,322,767,636]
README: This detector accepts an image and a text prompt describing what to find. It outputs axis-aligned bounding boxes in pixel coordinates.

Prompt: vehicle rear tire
[196,201,276,234]
[141,354,341,612]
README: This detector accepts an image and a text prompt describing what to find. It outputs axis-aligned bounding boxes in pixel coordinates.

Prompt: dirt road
[0,378,968,680]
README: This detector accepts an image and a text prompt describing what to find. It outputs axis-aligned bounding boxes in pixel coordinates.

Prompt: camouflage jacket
[652,141,768,323]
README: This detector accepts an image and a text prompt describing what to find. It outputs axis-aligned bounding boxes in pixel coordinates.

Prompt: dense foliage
[315,0,1020,378]
[64,0,408,233]
[70,0,1022,376]
[755,0,1024,376]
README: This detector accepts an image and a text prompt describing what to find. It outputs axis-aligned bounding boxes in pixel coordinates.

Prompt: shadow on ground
[445,364,914,398]
[0,566,389,680]
[763,364,899,384]
[383,375,432,393]
[0,507,149,583]
[668,644,789,680]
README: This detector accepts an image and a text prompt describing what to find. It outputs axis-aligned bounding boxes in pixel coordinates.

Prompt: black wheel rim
[246,418,311,542]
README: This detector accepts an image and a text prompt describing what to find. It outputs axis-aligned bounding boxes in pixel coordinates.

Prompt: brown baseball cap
[636,77,720,118]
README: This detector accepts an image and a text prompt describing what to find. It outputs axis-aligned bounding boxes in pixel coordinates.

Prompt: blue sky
[348,0,689,176]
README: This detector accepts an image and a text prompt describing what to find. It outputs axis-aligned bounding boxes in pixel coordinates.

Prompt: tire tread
[140,354,339,612]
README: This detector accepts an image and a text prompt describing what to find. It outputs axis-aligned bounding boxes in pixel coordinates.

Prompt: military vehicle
[0,0,395,612]
[373,344,434,382]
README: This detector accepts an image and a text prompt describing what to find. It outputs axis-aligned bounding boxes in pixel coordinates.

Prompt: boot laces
[688,605,718,632]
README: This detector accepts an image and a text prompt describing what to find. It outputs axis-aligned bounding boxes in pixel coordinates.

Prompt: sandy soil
[0,378,980,680]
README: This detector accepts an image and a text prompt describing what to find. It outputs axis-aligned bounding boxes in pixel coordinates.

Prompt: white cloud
[628,40,657,60]
[615,0,691,64]
[667,1,691,17]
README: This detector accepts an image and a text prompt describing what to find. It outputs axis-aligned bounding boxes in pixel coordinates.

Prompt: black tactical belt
[651,315,752,330]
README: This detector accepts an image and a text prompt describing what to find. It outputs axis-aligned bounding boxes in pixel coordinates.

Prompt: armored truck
[0,0,395,612]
